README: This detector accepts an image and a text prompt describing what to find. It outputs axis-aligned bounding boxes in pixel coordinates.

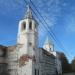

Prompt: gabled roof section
[0,45,7,50]
[39,48,55,58]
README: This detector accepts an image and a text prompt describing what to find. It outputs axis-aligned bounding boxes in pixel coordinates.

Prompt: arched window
[29,21,32,30]
[23,23,26,29]
[21,22,26,31]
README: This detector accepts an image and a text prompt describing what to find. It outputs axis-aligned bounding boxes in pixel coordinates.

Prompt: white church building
[0,6,62,75]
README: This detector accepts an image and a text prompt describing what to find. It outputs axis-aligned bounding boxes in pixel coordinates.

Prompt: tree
[59,52,71,73]
[71,57,75,72]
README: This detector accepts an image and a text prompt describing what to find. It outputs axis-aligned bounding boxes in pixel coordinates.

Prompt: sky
[0,0,75,62]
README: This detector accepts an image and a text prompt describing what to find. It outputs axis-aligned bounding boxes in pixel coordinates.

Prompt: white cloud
[67,24,75,32]
[32,0,61,27]
[66,17,75,33]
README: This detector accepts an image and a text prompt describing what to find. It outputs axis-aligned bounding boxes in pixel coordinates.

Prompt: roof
[39,48,55,58]
[0,45,8,64]
[0,45,7,50]
[7,45,16,52]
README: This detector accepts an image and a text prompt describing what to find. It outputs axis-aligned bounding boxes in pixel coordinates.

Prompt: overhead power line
[23,0,72,57]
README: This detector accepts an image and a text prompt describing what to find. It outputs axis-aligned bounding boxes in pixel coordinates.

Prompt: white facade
[38,48,56,75]
[16,6,38,75]
[43,37,62,75]
[7,46,18,75]
[3,5,62,75]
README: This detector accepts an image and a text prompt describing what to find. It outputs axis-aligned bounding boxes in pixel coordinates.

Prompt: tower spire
[43,36,54,52]
[25,5,33,19]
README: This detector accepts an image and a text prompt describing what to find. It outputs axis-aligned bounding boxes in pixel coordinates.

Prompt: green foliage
[71,58,75,72]
[59,52,71,73]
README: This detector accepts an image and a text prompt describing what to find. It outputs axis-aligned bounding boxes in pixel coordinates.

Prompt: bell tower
[17,5,38,56]
[17,5,38,75]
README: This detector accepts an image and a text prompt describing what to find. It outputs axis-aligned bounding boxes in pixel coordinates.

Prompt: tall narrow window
[35,69,39,75]
[35,69,36,75]
[21,22,26,31]
[23,22,26,29]
[29,21,32,30]
[38,70,39,75]
[23,23,26,29]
